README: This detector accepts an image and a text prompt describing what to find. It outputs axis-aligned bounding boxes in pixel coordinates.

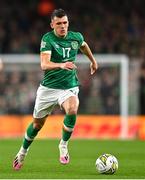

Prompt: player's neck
[53,30,67,38]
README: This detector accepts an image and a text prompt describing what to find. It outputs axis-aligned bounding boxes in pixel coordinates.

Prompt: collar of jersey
[53,30,68,40]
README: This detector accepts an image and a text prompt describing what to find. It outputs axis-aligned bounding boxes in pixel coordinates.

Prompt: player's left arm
[80,42,98,75]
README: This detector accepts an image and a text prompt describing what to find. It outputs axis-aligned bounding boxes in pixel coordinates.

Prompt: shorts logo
[71,41,78,49]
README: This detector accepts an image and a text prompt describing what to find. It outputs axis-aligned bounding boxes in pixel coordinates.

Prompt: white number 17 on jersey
[62,47,71,58]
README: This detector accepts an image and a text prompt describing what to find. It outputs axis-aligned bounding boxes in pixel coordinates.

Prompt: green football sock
[62,114,76,141]
[23,123,39,149]
[62,129,72,141]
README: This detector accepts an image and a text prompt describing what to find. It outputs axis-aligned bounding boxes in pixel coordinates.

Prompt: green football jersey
[40,30,84,89]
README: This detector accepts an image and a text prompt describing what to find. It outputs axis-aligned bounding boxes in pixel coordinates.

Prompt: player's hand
[60,62,77,70]
[90,62,98,75]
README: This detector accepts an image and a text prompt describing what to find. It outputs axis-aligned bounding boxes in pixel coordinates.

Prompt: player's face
[51,16,69,37]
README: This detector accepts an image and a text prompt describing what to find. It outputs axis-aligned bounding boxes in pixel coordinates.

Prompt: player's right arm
[40,52,77,71]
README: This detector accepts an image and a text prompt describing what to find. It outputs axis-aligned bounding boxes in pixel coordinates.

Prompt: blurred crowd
[0,70,39,114]
[0,64,120,115]
[0,0,145,59]
[0,0,145,114]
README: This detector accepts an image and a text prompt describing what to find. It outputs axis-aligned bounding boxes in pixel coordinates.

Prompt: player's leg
[13,117,47,170]
[59,95,79,164]
[13,85,57,170]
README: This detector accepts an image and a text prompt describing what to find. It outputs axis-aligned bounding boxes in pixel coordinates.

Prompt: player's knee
[67,106,78,115]
[33,122,43,130]
[67,110,77,115]
[33,118,45,130]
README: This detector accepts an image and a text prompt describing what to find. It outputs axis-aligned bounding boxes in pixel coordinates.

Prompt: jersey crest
[71,41,79,49]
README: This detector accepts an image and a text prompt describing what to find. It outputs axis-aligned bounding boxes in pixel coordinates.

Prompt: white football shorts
[33,85,79,118]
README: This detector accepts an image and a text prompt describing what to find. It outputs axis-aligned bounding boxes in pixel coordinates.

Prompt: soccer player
[13,9,98,170]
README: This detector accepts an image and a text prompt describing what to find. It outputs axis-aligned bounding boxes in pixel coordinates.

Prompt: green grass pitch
[0,139,145,179]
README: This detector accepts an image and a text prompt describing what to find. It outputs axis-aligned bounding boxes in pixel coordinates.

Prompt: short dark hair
[51,9,67,20]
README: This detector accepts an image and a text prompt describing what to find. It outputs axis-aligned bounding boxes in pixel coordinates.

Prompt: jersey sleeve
[40,35,52,52]
[77,32,84,47]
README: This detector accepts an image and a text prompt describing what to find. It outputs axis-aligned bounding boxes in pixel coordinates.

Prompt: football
[95,153,118,174]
